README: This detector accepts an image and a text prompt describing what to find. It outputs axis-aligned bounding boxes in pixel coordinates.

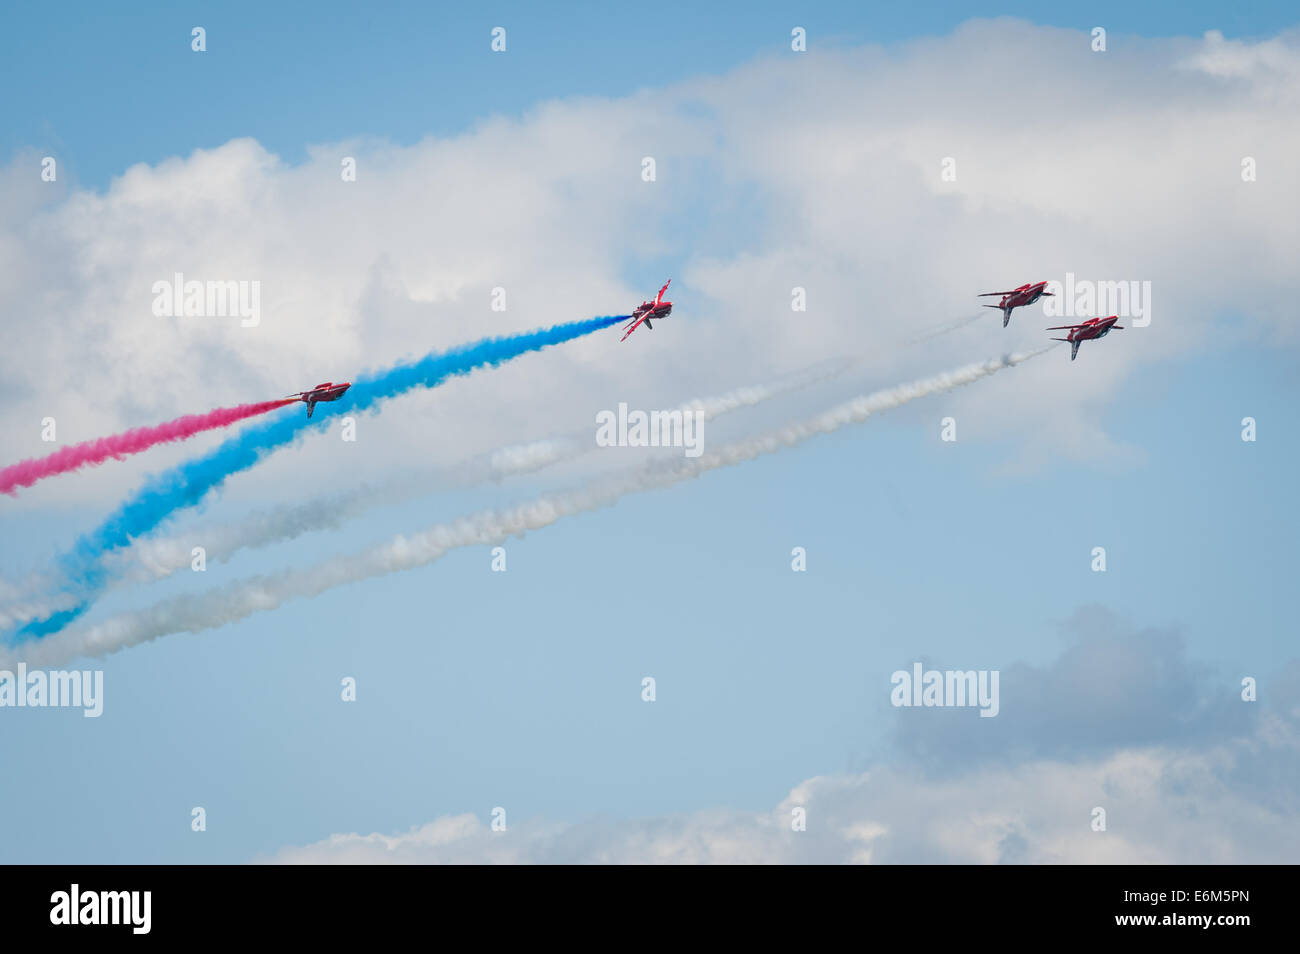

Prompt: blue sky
[0,3,1296,863]
[6,0,1298,193]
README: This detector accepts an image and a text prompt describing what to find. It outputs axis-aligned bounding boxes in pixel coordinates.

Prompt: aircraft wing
[1045,324,1087,330]
[656,279,671,303]
[620,315,648,342]
[977,291,1016,297]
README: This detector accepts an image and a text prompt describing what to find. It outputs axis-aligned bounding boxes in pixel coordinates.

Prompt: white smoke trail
[906,313,985,343]
[0,583,52,632]
[0,316,969,628]
[104,337,951,583]
[1,356,855,628]
[118,358,822,577]
[165,356,847,565]
[4,349,1047,667]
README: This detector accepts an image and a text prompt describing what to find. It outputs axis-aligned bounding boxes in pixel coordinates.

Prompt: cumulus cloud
[1,22,1297,515]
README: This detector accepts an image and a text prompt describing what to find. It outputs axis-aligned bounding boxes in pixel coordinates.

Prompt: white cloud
[270,732,1300,864]
[1180,28,1300,91]
[2,22,1297,514]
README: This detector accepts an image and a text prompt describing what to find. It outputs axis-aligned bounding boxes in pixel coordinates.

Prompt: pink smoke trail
[0,399,297,496]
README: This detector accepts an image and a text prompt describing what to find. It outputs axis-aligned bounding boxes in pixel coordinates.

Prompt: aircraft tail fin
[983,304,1013,326]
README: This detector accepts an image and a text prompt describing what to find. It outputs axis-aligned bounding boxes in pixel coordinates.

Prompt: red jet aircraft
[1047,316,1123,361]
[288,381,352,417]
[620,280,673,341]
[978,281,1054,327]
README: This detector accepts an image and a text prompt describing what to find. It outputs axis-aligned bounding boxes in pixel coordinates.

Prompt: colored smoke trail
[0,400,297,496]
[5,348,1049,665]
[12,314,627,639]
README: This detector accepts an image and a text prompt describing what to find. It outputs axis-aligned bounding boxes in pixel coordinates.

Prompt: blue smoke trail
[14,314,626,640]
